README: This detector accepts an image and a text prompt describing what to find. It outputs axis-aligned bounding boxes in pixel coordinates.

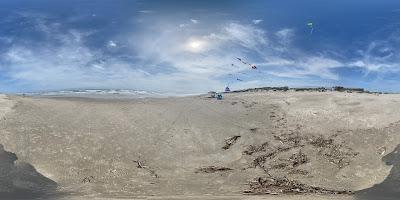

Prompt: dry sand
[0,91,399,200]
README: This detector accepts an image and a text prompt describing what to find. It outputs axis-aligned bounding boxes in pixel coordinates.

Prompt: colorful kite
[307,22,314,34]
[236,57,257,69]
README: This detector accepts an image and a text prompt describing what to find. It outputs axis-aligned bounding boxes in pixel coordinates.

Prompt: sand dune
[0,91,399,199]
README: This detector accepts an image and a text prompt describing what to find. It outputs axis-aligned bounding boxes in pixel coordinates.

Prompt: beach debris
[216,93,223,100]
[323,146,358,168]
[309,136,358,168]
[195,166,233,173]
[249,128,258,133]
[252,151,281,170]
[289,169,310,175]
[289,151,309,167]
[133,159,146,169]
[243,142,268,155]
[82,175,95,183]
[268,151,309,170]
[309,136,333,147]
[244,176,353,195]
[271,163,288,169]
[133,158,159,178]
[274,133,303,148]
[377,146,386,155]
[222,135,241,150]
[250,134,308,170]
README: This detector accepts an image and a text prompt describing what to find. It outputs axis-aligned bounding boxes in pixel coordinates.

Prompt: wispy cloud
[108,40,117,47]
[190,19,198,24]
[252,19,263,24]
[138,10,154,14]
[349,39,400,73]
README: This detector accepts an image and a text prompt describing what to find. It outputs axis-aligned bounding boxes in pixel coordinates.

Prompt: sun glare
[186,39,207,53]
[190,41,201,49]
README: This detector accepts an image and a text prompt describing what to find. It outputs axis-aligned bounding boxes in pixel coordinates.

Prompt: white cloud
[342,36,400,75]
[252,19,263,24]
[258,56,342,80]
[138,10,154,14]
[190,19,198,24]
[108,40,117,47]
[131,22,269,77]
[222,23,267,49]
[275,29,293,44]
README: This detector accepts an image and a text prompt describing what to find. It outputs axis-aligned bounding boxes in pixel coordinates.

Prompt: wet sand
[0,91,399,200]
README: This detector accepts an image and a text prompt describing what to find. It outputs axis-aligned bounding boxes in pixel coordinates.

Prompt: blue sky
[1,0,400,93]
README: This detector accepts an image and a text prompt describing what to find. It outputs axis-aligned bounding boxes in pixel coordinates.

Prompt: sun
[189,41,202,49]
[185,39,207,53]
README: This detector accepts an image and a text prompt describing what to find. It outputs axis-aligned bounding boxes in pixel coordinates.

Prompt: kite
[227,73,244,82]
[236,57,257,69]
[307,22,314,34]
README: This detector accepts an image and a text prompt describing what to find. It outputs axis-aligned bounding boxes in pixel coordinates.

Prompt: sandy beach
[1,91,399,200]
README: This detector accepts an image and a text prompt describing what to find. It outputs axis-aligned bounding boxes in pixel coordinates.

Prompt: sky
[1,0,400,93]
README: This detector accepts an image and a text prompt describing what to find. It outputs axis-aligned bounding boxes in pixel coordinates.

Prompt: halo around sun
[185,38,208,53]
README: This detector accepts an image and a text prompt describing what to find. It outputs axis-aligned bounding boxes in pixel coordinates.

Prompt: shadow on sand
[0,144,58,199]
[355,144,400,200]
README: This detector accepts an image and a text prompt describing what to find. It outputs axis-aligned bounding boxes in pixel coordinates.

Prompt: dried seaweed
[249,128,258,133]
[195,166,233,173]
[244,176,353,195]
[289,151,309,167]
[274,134,303,147]
[309,136,334,147]
[82,176,95,183]
[133,159,159,178]
[289,169,309,175]
[309,136,358,168]
[222,135,241,150]
[243,142,268,155]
